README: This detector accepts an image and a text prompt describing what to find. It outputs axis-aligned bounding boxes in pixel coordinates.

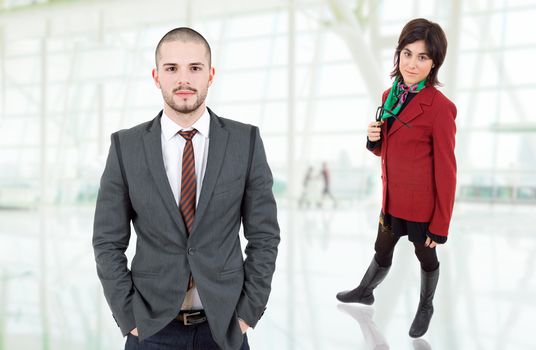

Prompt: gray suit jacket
[92,108,280,350]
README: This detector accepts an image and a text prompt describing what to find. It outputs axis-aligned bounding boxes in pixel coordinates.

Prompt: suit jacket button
[187,248,195,255]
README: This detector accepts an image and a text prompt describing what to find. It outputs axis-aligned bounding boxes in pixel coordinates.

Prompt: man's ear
[152,68,161,88]
[208,66,215,87]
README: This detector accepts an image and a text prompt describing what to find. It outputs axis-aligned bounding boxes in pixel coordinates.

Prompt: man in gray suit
[92,27,280,350]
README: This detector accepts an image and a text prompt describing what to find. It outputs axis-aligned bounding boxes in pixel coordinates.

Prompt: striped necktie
[178,129,198,234]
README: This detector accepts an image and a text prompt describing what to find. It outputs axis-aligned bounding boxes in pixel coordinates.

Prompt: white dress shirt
[160,108,210,310]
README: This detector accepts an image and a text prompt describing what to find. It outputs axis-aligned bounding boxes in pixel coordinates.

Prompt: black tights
[373,223,439,272]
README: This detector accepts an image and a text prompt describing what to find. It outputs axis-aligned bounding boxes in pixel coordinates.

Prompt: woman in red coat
[337,18,456,338]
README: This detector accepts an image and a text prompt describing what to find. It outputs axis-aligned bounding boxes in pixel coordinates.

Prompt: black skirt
[380,212,429,244]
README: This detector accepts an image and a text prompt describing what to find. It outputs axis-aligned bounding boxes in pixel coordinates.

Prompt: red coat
[370,86,457,238]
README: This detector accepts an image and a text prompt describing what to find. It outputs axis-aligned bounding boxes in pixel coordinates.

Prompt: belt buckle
[183,311,202,326]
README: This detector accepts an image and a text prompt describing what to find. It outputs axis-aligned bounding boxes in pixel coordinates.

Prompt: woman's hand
[367,121,383,142]
[425,237,438,248]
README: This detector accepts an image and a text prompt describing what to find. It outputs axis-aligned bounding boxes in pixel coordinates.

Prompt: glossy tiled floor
[254,201,536,350]
[0,200,535,349]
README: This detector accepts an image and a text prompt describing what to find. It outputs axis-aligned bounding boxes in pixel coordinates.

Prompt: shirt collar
[161,108,211,141]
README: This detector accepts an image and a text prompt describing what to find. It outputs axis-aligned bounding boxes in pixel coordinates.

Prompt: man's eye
[191,66,202,71]
[166,67,176,72]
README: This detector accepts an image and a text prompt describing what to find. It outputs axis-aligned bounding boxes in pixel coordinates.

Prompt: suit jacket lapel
[388,86,436,137]
[143,111,188,237]
[190,109,229,235]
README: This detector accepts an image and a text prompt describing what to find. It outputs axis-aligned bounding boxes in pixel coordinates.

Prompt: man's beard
[163,86,208,114]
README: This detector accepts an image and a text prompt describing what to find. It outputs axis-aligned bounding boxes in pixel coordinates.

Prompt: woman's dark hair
[390,18,448,87]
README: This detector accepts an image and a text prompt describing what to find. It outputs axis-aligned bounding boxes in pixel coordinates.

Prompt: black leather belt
[176,310,207,325]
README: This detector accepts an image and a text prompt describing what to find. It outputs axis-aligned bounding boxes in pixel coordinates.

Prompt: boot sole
[409,329,427,338]
[336,294,374,305]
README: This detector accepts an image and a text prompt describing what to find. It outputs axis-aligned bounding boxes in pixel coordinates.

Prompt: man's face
[152,40,214,116]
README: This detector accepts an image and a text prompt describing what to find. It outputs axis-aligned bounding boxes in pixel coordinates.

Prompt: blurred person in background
[298,166,315,208]
[319,161,337,208]
[336,18,457,338]
[93,27,280,350]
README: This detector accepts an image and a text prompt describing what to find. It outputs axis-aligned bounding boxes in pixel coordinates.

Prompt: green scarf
[381,77,426,121]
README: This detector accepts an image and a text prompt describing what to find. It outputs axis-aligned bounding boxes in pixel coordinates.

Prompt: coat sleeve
[236,127,280,328]
[92,132,136,335]
[367,139,382,156]
[428,102,457,237]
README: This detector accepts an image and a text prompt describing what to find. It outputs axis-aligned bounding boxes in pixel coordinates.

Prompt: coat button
[187,248,195,255]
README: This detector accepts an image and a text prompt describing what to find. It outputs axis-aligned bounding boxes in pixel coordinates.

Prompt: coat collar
[143,111,188,237]
[388,86,437,137]
[190,108,229,235]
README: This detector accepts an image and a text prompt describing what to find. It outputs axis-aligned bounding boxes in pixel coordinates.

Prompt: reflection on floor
[0,201,535,349]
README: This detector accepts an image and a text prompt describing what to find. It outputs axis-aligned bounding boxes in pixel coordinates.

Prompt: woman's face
[398,40,434,85]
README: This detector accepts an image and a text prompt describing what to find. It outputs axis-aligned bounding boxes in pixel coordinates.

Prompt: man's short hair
[155,27,212,67]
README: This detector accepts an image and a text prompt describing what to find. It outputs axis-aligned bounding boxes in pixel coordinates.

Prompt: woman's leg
[336,222,399,304]
[374,222,400,267]
[409,242,440,338]
[413,243,439,272]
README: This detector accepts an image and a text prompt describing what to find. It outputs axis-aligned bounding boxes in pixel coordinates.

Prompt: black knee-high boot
[336,257,390,304]
[409,265,440,338]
